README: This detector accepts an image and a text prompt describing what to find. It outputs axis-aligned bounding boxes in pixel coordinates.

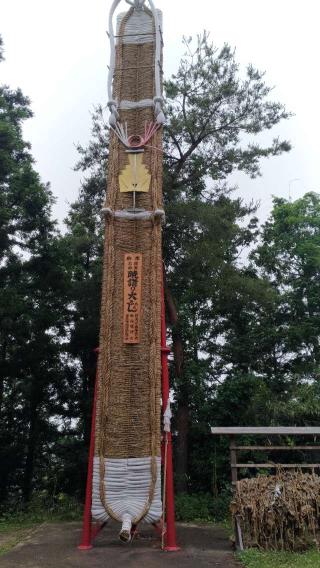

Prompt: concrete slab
[0,521,241,568]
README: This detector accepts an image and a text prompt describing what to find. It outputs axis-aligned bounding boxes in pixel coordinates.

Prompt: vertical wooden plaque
[123,253,142,344]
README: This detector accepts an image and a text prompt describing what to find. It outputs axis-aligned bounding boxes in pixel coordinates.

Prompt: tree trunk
[23,400,39,502]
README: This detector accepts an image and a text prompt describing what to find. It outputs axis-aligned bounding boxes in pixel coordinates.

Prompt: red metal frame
[78,348,101,550]
[78,287,180,551]
[160,285,180,551]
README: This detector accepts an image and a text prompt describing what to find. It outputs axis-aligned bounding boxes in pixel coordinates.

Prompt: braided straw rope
[95,5,163,524]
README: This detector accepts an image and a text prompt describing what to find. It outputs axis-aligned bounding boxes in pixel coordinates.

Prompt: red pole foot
[164,546,181,552]
[78,544,93,551]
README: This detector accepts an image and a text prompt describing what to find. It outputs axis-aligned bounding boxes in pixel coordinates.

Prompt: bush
[175,491,231,523]
[0,491,82,526]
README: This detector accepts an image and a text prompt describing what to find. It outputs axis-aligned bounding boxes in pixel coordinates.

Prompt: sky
[2,0,320,226]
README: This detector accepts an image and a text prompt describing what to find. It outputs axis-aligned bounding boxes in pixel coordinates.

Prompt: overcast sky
[2,0,320,225]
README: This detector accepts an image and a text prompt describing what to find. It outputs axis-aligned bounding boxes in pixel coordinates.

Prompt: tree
[213,193,320,442]
[252,192,320,385]
[0,37,71,503]
[208,194,320,485]
[162,32,291,491]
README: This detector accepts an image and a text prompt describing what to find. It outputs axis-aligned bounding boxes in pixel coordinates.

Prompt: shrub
[175,491,231,523]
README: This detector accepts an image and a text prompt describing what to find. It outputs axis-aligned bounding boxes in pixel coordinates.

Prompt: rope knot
[107,100,120,127]
[107,99,118,109]
[126,0,146,9]
[153,97,165,125]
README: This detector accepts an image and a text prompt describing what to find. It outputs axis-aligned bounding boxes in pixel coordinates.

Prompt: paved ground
[0,521,241,568]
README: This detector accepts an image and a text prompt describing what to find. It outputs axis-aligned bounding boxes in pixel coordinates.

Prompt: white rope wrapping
[119,99,154,109]
[92,457,162,523]
[107,0,164,127]
[101,207,165,222]
[116,5,155,44]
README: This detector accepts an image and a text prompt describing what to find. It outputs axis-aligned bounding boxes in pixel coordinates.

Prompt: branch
[166,127,184,159]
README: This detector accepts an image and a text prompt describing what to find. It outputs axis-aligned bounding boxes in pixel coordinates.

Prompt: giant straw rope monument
[78,0,176,547]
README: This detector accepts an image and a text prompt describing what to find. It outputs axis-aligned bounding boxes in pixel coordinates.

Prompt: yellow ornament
[119,153,150,193]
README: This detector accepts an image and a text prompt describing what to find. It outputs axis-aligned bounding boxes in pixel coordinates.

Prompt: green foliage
[0,492,81,525]
[252,192,320,382]
[164,32,291,195]
[174,491,231,523]
[238,548,320,568]
[0,37,75,505]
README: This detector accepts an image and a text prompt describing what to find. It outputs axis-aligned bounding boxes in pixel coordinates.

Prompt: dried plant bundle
[231,469,320,551]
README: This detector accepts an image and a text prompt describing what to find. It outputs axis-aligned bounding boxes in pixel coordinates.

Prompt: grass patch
[0,492,82,556]
[0,518,36,533]
[0,522,39,556]
[238,548,320,568]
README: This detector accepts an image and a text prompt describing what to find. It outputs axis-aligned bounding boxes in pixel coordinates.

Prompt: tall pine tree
[0,37,71,503]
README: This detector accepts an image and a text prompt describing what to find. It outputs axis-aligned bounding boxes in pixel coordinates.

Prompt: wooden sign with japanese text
[123,253,142,344]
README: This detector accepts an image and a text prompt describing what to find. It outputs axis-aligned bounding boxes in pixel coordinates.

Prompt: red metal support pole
[161,286,180,552]
[78,349,99,550]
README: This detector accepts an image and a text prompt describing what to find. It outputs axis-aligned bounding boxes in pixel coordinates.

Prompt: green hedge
[174,492,231,523]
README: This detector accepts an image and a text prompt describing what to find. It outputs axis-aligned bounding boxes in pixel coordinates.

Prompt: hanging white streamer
[163,399,172,433]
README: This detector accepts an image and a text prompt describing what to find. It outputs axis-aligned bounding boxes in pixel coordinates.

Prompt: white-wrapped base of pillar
[92,457,162,524]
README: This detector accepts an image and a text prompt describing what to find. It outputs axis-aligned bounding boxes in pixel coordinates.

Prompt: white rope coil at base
[92,456,162,523]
